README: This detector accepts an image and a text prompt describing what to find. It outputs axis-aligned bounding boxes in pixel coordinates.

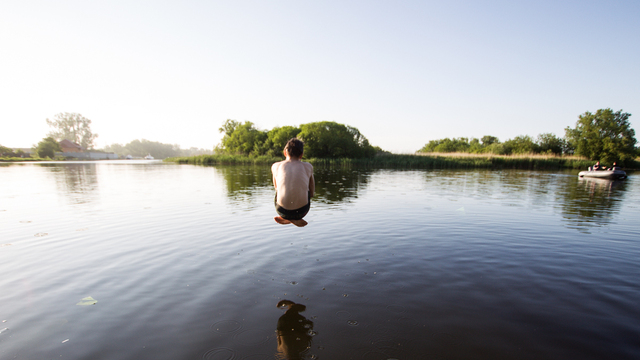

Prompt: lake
[1,161,639,360]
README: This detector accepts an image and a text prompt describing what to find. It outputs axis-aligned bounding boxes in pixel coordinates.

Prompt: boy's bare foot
[274,216,291,225]
[290,219,308,227]
[274,217,307,227]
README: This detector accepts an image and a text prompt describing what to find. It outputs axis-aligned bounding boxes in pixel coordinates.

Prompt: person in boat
[592,161,602,171]
[608,162,621,171]
[271,138,315,227]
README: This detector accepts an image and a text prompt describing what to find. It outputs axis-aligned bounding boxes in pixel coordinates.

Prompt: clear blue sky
[1,0,638,153]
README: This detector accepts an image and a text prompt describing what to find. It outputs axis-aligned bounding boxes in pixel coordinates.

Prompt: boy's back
[272,159,314,210]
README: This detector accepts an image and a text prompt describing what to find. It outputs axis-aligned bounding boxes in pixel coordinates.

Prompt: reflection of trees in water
[312,167,371,204]
[557,177,627,230]
[422,170,560,205]
[421,169,629,231]
[41,163,99,204]
[218,165,372,205]
[217,166,630,230]
[217,166,273,204]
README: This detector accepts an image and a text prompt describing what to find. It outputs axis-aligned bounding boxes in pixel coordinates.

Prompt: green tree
[34,137,62,158]
[468,138,482,153]
[564,109,636,163]
[46,113,98,149]
[103,140,184,159]
[481,135,499,146]
[265,126,301,156]
[536,133,565,155]
[0,144,14,157]
[502,135,539,154]
[218,120,268,155]
[298,121,375,158]
[418,138,472,153]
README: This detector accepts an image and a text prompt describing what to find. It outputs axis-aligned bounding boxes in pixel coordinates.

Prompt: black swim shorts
[274,192,310,220]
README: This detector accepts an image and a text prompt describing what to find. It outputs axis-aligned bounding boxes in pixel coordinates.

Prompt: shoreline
[164,153,640,170]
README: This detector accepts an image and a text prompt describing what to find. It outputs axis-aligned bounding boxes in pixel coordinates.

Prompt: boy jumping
[271,138,315,227]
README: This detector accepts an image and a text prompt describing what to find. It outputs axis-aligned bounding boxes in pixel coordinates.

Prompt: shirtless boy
[271,138,315,227]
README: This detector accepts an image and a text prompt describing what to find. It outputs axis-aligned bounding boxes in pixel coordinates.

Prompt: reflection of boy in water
[276,300,314,360]
[271,139,315,227]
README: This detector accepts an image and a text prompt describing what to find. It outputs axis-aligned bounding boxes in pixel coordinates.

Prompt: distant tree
[485,142,507,155]
[103,143,127,156]
[0,144,14,157]
[467,138,483,153]
[103,140,183,159]
[536,133,565,155]
[34,137,62,158]
[46,113,98,149]
[564,109,636,163]
[481,135,499,146]
[502,135,539,154]
[181,147,213,157]
[219,119,242,138]
[263,126,302,156]
[418,138,471,153]
[129,139,180,158]
[218,119,268,155]
[298,121,375,158]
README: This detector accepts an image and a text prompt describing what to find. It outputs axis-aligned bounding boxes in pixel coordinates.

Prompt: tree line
[103,140,211,159]
[0,113,212,159]
[4,109,636,164]
[216,120,378,158]
[419,134,566,156]
[419,109,638,164]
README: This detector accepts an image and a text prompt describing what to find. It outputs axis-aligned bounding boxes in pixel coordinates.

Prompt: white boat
[144,154,154,160]
[578,169,627,179]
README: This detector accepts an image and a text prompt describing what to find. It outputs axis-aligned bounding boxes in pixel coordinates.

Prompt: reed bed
[163,153,629,170]
[306,155,594,169]
[0,157,49,162]
[165,154,283,165]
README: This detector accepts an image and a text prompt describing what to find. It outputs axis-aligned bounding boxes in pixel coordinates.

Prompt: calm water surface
[1,161,639,359]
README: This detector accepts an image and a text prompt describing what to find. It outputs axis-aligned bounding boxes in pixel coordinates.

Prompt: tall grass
[165,154,283,165]
[163,152,631,170]
[0,157,49,162]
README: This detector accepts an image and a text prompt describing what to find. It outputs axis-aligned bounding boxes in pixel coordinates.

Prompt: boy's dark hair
[284,138,304,158]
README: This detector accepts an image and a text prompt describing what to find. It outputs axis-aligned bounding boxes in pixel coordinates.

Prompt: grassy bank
[165,153,640,170]
[165,154,283,165]
[0,157,49,162]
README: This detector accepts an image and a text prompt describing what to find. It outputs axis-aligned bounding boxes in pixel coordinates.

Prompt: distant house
[56,139,118,160]
[59,139,84,153]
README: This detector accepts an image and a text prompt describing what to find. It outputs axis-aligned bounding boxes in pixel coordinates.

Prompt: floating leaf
[76,296,98,306]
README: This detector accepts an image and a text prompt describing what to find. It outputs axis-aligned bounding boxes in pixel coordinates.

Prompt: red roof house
[59,139,84,153]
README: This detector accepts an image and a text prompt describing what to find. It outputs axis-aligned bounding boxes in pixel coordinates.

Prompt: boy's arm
[308,173,315,198]
[271,163,278,190]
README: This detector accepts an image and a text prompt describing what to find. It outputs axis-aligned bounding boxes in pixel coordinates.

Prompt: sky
[1,0,639,153]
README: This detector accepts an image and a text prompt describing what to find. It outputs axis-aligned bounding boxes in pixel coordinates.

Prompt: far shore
[3,153,638,170]
[164,153,640,170]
